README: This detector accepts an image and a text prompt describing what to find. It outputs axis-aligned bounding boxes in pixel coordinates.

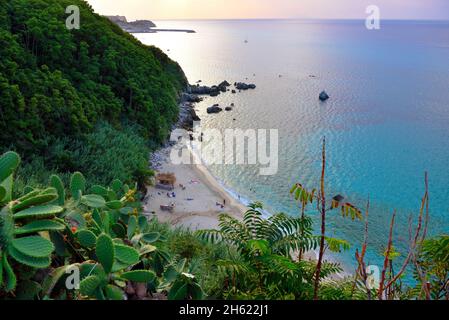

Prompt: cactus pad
[76,230,97,248]
[70,172,86,200]
[50,175,65,206]
[81,195,106,208]
[114,244,139,266]
[0,152,20,183]
[79,275,102,296]
[8,246,52,268]
[14,220,65,235]
[13,205,63,220]
[11,236,54,258]
[96,234,114,273]
[142,232,160,244]
[121,270,155,283]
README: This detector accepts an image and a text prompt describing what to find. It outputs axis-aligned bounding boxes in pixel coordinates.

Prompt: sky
[86,0,449,21]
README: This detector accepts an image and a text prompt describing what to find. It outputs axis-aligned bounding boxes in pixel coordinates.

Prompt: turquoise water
[137,20,449,272]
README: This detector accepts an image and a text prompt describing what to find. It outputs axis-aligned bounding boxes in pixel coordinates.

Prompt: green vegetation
[0,0,186,186]
[0,151,201,300]
[0,0,447,301]
[13,122,153,192]
[1,151,448,300]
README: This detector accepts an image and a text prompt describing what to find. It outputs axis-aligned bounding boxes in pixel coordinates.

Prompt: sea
[136,19,449,277]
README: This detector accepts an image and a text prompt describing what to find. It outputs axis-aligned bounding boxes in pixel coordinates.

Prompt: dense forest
[0,0,187,186]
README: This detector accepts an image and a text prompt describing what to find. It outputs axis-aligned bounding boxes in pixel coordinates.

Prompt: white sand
[143,144,351,279]
[143,144,247,231]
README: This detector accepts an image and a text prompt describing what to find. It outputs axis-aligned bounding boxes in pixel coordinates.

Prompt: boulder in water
[319,91,330,101]
[235,82,256,90]
[207,105,223,114]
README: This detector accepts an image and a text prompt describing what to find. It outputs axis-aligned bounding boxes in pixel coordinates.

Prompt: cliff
[105,16,157,32]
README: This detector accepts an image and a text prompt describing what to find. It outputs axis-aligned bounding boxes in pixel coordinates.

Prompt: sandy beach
[143,143,247,230]
[142,144,349,278]
[141,97,351,278]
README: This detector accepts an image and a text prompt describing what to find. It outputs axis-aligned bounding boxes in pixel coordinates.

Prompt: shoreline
[142,95,352,278]
[130,29,196,34]
[143,143,246,230]
[143,140,351,279]
[143,94,248,230]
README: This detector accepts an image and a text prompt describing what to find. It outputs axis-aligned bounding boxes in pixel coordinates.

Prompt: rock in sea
[319,91,330,101]
[235,82,256,90]
[207,105,223,114]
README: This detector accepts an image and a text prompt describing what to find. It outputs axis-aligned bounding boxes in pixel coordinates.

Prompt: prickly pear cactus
[0,152,65,292]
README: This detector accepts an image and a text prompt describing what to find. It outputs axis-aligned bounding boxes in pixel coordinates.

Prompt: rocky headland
[105,16,195,33]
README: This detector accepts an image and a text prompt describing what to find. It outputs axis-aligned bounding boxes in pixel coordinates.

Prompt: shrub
[73,122,154,186]
[11,122,154,193]
[0,151,200,300]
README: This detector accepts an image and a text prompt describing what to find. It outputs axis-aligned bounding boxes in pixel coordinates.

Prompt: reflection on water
[137,20,449,273]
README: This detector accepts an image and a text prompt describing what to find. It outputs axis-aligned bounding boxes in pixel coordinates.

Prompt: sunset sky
[86,0,449,20]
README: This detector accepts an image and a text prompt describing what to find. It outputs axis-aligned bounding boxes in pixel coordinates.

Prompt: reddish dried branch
[360,200,371,298]
[313,137,326,300]
[378,210,396,300]
[384,173,429,292]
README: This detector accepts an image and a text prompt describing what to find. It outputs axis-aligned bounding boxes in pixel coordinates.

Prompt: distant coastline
[105,15,196,33]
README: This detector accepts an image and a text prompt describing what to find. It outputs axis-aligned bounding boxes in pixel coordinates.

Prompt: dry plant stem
[360,200,371,299]
[412,177,431,300]
[313,137,326,300]
[407,215,428,299]
[412,252,431,300]
[352,200,370,299]
[378,210,396,300]
[422,177,430,242]
[298,203,306,261]
[351,253,361,298]
[384,173,429,293]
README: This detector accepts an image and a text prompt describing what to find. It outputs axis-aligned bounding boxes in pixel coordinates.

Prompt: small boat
[244,39,248,43]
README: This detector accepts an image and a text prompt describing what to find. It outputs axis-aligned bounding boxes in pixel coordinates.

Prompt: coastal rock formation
[235,82,256,90]
[207,105,223,114]
[188,80,256,97]
[209,87,220,96]
[105,16,195,34]
[181,93,203,103]
[189,85,220,96]
[319,91,330,101]
[218,80,231,92]
[106,16,156,33]
[177,101,201,131]
[190,109,201,122]
[106,16,128,23]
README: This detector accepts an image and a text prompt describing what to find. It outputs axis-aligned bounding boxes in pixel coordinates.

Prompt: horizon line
[146,17,449,22]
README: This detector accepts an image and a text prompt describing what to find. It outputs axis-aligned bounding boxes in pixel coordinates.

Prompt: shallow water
[137,20,449,274]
